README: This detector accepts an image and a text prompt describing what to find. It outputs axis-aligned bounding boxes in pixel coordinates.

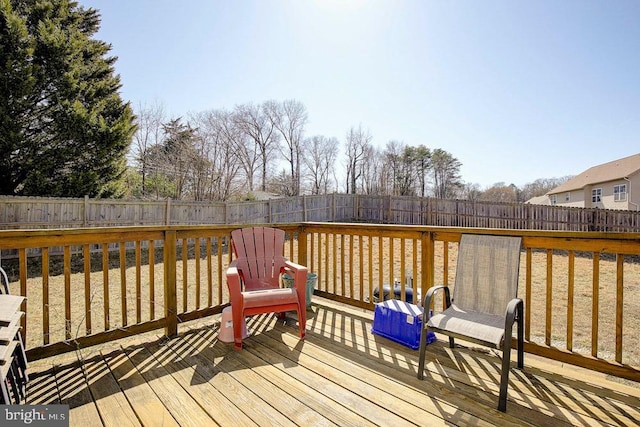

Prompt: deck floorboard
[24,298,640,426]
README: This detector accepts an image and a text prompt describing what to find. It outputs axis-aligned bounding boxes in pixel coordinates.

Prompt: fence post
[163,229,178,336]
[83,195,89,227]
[302,195,307,222]
[354,194,359,221]
[331,193,336,222]
[165,198,172,225]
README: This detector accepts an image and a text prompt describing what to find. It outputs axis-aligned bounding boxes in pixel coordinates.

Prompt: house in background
[524,195,551,206]
[545,153,640,211]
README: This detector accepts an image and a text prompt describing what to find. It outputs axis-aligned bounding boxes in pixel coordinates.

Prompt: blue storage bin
[372,300,431,349]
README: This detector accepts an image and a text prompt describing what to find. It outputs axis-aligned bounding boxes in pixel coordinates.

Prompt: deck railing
[0,223,638,382]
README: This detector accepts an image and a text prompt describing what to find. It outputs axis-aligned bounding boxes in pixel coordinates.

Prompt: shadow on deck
[25,298,640,426]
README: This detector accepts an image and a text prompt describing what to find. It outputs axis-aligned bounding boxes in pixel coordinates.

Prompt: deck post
[164,229,178,337]
[298,226,308,267]
[421,231,435,307]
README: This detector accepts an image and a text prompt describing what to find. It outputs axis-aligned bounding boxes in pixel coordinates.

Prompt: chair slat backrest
[452,235,522,316]
[231,227,287,291]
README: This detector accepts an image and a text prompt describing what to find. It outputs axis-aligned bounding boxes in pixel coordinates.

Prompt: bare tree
[190,110,243,201]
[234,103,279,192]
[360,144,386,195]
[264,99,308,196]
[302,135,338,195]
[479,182,519,203]
[132,102,165,197]
[267,168,293,196]
[519,176,572,202]
[345,125,373,194]
[460,182,482,200]
[383,141,418,196]
[188,132,211,201]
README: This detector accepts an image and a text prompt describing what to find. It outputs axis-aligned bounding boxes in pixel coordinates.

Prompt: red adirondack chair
[226,227,307,349]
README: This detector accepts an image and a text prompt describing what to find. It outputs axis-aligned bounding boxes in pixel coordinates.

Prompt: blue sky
[81,0,640,189]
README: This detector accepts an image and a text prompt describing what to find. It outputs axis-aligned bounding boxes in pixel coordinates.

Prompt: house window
[614,184,627,202]
[592,188,602,203]
[565,192,571,202]
[550,195,557,205]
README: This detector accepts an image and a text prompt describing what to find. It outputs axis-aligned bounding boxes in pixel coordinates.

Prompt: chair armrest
[283,260,308,300]
[226,261,243,304]
[422,285,451,320]
[283,259,306,271]
[504,298,523,326]
[502,297,523,354]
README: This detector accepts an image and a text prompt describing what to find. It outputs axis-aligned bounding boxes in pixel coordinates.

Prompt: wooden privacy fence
[0,194,353,229]
[0,223,638,383]
[2,194,640,231]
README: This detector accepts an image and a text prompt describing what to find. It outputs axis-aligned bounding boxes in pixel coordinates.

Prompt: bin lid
[376,299,423,316]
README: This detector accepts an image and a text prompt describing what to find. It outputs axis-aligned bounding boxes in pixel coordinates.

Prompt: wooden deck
[25,299,640,426]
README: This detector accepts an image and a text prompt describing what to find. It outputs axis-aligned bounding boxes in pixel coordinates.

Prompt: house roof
[525,195,551,205]
[547,153,640,194]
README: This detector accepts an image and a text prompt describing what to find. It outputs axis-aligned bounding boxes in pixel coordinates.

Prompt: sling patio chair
[226,227,308,350]
[417,234,523,412]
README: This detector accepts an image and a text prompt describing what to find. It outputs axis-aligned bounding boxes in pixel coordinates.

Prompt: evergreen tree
[0,0,135,197]
[160,118,198,200]
[432,148,462,199]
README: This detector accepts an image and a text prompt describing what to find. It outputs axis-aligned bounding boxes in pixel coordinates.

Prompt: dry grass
[4,239,640,370]
[530,251,640,364]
